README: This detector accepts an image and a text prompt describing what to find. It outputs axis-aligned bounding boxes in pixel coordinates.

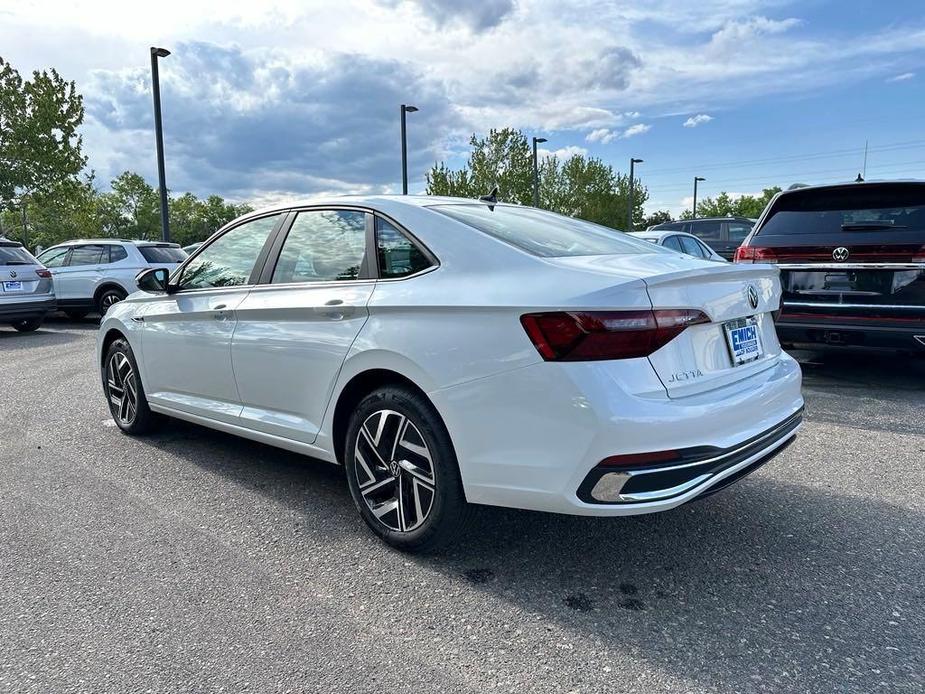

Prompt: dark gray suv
[0,238,56,332]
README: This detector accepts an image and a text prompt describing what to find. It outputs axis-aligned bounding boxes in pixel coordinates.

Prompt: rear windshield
[139,245,187,263]
[430,204,657,257]
[759,185,925,235]
[0,244,36,265]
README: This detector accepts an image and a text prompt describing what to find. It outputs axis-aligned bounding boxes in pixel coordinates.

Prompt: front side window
[67,245,106,266]
[37,247,69,268]
[271,210,367,284]
[431,204,655,258]
[376,218,432,278]
[179,215,278,290]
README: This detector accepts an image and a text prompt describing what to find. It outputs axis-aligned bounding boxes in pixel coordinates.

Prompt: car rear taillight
[520,309,710,361]
[734,246,777,263]
[35,269,52,278]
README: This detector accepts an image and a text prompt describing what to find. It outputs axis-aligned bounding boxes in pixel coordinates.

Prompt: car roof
[238,194,518,220]
[628,230,706,242]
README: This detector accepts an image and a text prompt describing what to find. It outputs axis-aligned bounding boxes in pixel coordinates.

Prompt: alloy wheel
[354,409,436,532]
[106,352,138,426]
[101,292,122,312]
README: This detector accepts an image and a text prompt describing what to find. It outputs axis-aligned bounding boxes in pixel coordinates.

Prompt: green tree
[642,210,673,228]
[426,128,648,229]
[679,187,781,220]
[0,56,86,242]
[97,171,161,239]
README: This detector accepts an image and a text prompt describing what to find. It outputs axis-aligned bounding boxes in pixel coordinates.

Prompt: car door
[231,208,376,444]
[140,213,283,424]
[55,244,106,300]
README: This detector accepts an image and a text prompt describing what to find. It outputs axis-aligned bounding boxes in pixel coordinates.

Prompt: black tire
[97,287,127,316]
[64,310,89,320]
[102,337,160,435]
[11,317,42,332]
[345,386,472,552]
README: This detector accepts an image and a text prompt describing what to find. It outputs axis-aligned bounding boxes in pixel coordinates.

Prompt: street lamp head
[695,176,706,182]
[403,105,419,113]
[632,158,644,164]
[534,137,548,144]
[151,47,171,58]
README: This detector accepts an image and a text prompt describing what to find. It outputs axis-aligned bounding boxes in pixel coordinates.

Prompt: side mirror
[136,267,171,293]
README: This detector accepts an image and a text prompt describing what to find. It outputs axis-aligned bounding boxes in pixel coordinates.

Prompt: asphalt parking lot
[1,319,922,694]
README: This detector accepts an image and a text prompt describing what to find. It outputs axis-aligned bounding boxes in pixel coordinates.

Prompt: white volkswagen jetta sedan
[98,196,804,550]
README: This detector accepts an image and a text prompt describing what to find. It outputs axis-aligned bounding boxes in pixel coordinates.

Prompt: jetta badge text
[667,368,704,383]
[833,246,849,262]
[747,284,759,310]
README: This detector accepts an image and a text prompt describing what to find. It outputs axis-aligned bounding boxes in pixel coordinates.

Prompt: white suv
[36,239,186,318]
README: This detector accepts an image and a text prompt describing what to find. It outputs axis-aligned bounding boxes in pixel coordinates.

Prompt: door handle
[213,303,228,310]
[324,299,344,306]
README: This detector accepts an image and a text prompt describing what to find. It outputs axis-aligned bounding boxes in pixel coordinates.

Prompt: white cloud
[538,145,588,160]
[622,123,651,138]
[585,123,651,143]
[683,113,714,128]
[887,72,915,82]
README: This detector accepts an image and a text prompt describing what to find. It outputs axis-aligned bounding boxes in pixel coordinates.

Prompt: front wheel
[345,386,472,552]
[12,318,42,332]
[103,338,159,435]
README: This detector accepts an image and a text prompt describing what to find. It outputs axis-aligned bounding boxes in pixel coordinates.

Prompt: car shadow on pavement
[138,419,922,693]
[0,327,86,346]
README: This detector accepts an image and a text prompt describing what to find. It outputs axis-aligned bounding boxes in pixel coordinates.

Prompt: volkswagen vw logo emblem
[832,246,849,262]
[8,270,16,278]
[747,285,759,310]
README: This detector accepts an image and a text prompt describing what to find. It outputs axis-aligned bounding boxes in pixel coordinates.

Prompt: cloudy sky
[2,0,924,214]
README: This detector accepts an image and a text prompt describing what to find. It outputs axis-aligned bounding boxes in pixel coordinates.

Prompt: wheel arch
[93,281,129,305]
[99,327,127,369]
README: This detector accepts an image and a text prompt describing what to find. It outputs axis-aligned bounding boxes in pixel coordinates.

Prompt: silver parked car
[0,237,56,332]
[36,239,186,318]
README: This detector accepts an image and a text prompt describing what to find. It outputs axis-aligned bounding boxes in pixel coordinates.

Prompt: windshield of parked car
[0,244,37,265]
[758,185,925,235]
[430,204,660,257]
[139,245,187,263]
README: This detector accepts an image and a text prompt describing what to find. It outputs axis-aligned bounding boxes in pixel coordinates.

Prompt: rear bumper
[431,352,804,517]
[0,297,57,322]
[777,310,925,351]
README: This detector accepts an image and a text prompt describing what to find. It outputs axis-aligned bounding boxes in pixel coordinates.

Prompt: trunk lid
[547,254,784,398]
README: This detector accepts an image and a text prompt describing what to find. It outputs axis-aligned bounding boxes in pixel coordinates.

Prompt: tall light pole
[693,176,706,219]
[627,157,643,231]
[150,46,171,242]
[532,136,547,208]
[400,104,418,195]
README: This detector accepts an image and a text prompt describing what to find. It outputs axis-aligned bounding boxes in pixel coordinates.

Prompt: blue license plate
[724,318,763,365]
[2,281,23,291]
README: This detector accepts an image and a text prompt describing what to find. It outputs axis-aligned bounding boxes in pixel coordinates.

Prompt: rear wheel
[11,318,42,332]
[345,386,471,552]
[103,338,159,435]
[97,287,127,315]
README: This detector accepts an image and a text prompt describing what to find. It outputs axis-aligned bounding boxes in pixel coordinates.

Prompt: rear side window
[271,210,367,284]
[431,204,655,258]
[689,220,723,243]
[0,244,36,265]
[376,218,432,278]
[662,236,683,252]
[109,245,129,262]
[139,246,186,263]
[726,221,753,243]
[68,245,106,266]
[758,185,925,235]
[679,236,706,258]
